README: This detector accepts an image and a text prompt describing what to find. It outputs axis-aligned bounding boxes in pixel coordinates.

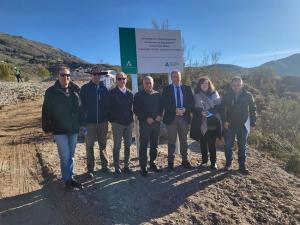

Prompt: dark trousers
[199,130,217,164]
[111,122,133,170]
[225,126,248,165]
[166,116,189,164]
[86,122,109,172]
[139,121,160,169]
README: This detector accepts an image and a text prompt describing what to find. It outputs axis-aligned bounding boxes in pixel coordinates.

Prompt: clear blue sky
[1,0,299,67]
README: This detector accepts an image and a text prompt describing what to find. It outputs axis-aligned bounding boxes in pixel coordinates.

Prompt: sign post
[119,27,184,157]
[130,73,140,156]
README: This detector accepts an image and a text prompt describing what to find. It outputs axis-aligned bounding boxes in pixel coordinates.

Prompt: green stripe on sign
[119,27,138,74]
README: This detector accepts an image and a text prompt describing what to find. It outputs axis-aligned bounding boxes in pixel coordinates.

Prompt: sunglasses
[117,77,126,81]
[60,73,71,77]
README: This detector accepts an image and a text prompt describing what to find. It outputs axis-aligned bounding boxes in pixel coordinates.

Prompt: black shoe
[114,168,122,176]
[182,161,194,169]
[100,167,112,174]
[87,170,94,179]
[223,163,232,171]
[210,163,218,171]
[239,164,249,174]
[123,167,132,174]
[140,168,148,176]
[70,179,83,189]
[65,180,72,191]
[150,164,162,172]
[168,163,174,172]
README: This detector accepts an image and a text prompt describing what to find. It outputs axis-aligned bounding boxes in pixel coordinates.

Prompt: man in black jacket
[108,72,133,175]
[42,66,82,190]
[221,76,257,174]
[133,76,163,176]
[80,67,110,178]
[162,70,195,171]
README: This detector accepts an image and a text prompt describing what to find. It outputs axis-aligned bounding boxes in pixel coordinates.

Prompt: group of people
[42,66,257,190]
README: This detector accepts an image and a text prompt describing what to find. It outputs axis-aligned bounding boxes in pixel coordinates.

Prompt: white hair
[143,76,154,84]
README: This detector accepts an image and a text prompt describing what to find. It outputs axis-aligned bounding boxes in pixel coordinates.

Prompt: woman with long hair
[190,77,222,170]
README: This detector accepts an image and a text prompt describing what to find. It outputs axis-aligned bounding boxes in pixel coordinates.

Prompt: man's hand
[155,115,162,122]
[80,127,87,136]
[176,108,185,116]
[146,117,154,124]
[224,121,230,130]
[201,111,207,116]
[45,132,53,141]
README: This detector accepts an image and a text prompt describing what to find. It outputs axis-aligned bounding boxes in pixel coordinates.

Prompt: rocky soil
[0,84,299,225]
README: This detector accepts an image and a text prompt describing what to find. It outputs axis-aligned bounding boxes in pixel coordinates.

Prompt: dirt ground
[0,98,299,225]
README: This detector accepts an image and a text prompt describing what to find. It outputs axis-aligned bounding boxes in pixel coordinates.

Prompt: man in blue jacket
[80,67,110,178]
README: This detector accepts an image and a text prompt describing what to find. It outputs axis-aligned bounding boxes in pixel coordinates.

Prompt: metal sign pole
[131,74,140,157]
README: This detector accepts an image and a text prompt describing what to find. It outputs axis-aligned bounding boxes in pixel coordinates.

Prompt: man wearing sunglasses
[108,72,133,175]
[80,67,111,178]
[42,66,82,190]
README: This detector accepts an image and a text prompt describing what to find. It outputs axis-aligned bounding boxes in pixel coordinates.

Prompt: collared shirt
[118,86,127,94]
[173,84,183,108]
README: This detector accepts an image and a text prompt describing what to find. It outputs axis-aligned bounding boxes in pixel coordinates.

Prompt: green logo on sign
[119,28,138,74]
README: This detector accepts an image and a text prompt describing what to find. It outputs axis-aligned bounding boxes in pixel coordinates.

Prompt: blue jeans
[225,126,248,166]
[53,134,78,182]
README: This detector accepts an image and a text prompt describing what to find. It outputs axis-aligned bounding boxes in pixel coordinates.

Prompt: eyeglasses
[117,77,126,81]
[60,73,71,77]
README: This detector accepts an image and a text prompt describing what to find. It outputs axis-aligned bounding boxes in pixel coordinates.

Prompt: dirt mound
[0,99,299,225]
[0,81,51,107]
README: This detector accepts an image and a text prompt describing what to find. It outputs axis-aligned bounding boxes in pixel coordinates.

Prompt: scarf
[194,91,222,135]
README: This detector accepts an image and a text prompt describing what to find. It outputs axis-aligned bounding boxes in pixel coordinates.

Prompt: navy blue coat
[80,81,109,125]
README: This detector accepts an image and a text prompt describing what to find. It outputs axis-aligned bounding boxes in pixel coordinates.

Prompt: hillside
[0,32,88,66]
[0,32,91,80]
[262,53,300,76]
[1,32,299,80]
[192,53,300,77]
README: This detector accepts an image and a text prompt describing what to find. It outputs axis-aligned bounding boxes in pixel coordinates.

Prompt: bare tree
[151,19,169,30]
[210,50,222,65]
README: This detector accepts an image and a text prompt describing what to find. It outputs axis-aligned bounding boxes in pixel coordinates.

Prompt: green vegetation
[186,66,300,175]
[36,64,50,78]
[0,62,14,81]
[0,32,90,80]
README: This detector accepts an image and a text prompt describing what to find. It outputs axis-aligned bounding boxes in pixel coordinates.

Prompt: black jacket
[108,87,133,126]
[221,89,257,128]
[42,80,81,135]
[162,84,195,125]
[80,81,109,125]
[133,89,163,122]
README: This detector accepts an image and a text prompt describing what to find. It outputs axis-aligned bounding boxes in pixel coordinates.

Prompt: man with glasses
[42,66,82,190]
[133,76,163,176]
[80,67,111,178]
[108,72,133,175]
